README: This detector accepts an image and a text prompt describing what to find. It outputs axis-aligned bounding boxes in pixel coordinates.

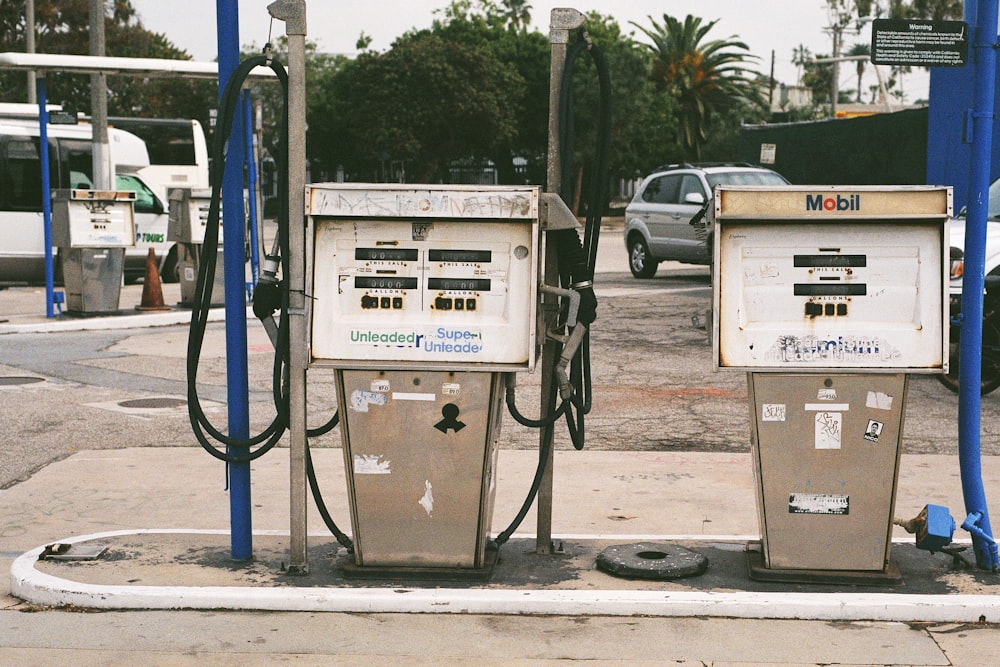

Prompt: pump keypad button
[361,295,379,309]
[466,298,476,311]
[435,297,453,310]
[380,297,391,309]
[392,297,403,309]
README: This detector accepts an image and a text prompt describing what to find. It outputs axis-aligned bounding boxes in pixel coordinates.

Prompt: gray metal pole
[26,0,36,104]
[538,8,585,555]
[89,0,111,190]
[268,0,310,574]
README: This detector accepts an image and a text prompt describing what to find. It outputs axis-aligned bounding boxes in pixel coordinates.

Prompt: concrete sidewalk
[0,282,220,334]
[5,447,1000,622]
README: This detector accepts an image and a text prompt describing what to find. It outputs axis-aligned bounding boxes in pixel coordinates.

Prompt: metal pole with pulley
[537,8,586,555]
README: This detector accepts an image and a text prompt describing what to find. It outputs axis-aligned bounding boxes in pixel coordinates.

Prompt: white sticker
[762,404,786,422]
[805,403,849,411]
[418,480,434,516]
[392,392,436,402]
[371,379,390,393]
[350,389,388,412]
[353,454,391,475]
[817,388,838,401]
[442,383,461,396]
[814,411,842,449]
[789,493,849,515]
[866,391,894,410]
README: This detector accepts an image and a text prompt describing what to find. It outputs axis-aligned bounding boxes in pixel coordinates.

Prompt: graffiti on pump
[765,334,899,363]
[805,193,861,212]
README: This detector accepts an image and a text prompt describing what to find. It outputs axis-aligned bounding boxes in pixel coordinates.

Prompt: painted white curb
[11,528,999,622]
[0,305,248,334]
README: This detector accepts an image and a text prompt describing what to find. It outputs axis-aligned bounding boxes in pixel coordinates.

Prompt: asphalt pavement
[3,225,1000,665]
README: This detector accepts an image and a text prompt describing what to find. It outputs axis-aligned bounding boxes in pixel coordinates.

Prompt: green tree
[846,42,871,103]
[632,14,765,160]
[321,31,522,182]
[426,1,550,184]
[0,1,215,124]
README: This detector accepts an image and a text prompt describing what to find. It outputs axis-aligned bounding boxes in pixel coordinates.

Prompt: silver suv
[624,163,788,278]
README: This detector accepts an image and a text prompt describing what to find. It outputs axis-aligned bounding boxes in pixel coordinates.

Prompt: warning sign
[871,19,968,67]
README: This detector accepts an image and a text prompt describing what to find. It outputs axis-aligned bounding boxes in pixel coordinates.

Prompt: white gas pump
[167,188,224,306]
[51,189,136,314]
[306,183,543,572]
[713,185,950,583]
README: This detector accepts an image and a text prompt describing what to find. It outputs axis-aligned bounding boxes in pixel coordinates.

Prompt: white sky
[128,0,931,102]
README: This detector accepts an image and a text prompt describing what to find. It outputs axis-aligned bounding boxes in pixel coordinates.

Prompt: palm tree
[846,43,870,103]
[499,0,532,31]
[632,14,765,160]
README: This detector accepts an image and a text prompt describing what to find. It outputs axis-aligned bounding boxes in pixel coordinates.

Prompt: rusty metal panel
[338,369,502,568]
[748,372,906,571]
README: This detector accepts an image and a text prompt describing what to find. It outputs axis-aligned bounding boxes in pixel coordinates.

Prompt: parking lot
[1,219,999,491]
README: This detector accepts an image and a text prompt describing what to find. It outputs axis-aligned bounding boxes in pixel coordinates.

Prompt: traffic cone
[136,247,170,311]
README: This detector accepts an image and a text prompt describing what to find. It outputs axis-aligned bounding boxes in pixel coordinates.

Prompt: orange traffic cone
[136,247,170,311]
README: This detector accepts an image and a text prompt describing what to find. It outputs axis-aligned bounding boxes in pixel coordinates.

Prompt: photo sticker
[864,419,884,443]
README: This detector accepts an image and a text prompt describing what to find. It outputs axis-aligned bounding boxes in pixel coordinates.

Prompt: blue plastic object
[916,504,956,552]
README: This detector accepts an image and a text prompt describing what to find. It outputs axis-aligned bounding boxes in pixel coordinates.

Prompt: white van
[0,117,175,284]
[108,117,210,201]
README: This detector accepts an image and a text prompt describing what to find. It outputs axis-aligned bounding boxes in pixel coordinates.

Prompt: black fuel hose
[494,31,611,547]
[186,53,290,463]
[183,51,352,550]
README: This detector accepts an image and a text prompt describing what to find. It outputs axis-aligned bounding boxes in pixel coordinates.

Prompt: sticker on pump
[814,411,842,449]
[788,493,850,515]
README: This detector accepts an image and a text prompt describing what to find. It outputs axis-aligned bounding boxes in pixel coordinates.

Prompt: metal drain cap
[117,397,187,409]
[596,542,709,580]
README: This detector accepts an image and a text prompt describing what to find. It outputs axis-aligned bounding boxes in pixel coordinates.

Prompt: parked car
[948,176,1000,300]
[623,163,789,278]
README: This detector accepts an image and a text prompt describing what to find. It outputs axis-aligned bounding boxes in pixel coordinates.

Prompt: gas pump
[305,184,584,572]
[184,3,607,574]
[51,189,136,314]
[167,188,224,307]
[713,185,951,583]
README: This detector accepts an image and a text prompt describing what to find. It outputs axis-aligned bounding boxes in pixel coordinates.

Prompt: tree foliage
[0,0,216,124]
[632,14,765,161]
[319,30,522,183]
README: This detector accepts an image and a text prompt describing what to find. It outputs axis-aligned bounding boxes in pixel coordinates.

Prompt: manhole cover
[0,376,45,386]
[117,397,188,409]
[596,542,709,580]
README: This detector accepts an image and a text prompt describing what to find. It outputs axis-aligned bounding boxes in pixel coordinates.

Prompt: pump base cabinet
[337,369,504,569]
[748,372,906,577]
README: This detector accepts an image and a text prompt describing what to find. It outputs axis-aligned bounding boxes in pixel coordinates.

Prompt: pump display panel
[51,189,136,248]
[308,184,539,370]
[714,186,950,371]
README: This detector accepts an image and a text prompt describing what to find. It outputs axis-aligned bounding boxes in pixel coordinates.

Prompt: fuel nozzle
[252,239,284,346]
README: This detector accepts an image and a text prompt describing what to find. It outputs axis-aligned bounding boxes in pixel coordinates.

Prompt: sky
[128,0,931,103]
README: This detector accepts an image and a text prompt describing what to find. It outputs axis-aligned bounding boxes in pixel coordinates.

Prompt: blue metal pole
[37,77,55,319]
[243,91,261,294]
[959,0,998,570]
[217,0,252,560]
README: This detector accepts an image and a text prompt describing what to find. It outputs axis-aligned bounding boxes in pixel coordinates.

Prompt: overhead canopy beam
[0,52,276,80]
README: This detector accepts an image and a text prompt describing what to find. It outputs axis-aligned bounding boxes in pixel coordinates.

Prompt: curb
[11,528,1000,623]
